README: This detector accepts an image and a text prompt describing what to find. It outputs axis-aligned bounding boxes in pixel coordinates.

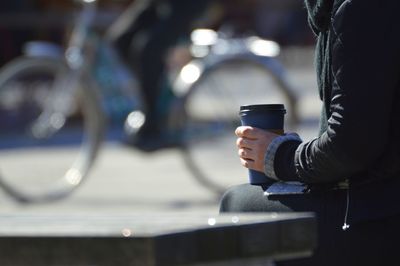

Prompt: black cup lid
[240,104,286,112]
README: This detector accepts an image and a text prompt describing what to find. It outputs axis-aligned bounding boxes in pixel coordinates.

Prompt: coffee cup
[239,104,286,184]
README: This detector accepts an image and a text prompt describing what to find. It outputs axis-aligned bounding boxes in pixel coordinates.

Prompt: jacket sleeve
[278,1,400,183]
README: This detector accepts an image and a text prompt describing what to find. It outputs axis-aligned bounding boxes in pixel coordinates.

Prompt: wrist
[264,133,302,180]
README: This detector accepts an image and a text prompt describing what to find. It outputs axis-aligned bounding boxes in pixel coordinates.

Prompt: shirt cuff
[264,133,302,180]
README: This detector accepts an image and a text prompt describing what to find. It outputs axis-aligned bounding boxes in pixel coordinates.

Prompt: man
[108,0,211,150]
[220,1,400,265]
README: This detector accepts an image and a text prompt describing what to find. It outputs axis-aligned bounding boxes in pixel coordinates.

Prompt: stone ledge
[0,213,316,266]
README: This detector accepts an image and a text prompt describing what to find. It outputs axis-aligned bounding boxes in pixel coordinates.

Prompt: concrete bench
[0,212,316,266]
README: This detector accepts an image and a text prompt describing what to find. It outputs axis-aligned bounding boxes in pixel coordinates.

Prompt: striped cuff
[264,133,302,180]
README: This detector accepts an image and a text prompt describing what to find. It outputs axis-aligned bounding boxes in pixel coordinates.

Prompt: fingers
[235,126,275,139]
[238,147,258,170]
[239,151,265,172]
[235,126,279,173]
[239,157,254,169]
[235,126,257,139]
[237,137,256,170]
[236,137,251,149]
[238,147,252,159]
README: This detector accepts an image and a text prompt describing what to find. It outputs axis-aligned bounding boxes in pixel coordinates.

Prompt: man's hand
[235,126,279,173]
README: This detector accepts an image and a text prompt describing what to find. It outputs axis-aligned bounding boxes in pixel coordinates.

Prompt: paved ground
[0,47,321,216]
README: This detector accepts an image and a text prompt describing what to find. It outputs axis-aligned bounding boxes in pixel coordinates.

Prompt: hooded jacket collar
[304,0,335,33]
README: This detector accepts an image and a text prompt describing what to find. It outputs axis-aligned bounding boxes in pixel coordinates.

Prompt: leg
[138,0,211,131]
[106,0,157,64]
[219,184,326,265]
[220,184,400,265]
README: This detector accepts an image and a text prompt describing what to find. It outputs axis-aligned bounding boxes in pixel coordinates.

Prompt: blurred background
[0,0,315,67]
[0,0,320,215]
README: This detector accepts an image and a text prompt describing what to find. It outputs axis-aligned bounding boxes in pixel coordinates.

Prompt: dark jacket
[275,0,400,223]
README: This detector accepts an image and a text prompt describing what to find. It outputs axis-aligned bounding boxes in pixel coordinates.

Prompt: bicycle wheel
[0,57,104,203]
[179,55,298,195]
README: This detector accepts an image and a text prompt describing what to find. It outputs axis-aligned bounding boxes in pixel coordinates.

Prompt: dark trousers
[219,184,400,266]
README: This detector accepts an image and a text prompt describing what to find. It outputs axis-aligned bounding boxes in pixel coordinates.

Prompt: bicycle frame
[65,0,97,68]
[28,0,144,122]
[24,0,97,139]
[0,0,300,202]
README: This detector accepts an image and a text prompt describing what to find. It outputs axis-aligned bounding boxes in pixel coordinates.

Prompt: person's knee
[219,184,265,213]
[219,186,236,213]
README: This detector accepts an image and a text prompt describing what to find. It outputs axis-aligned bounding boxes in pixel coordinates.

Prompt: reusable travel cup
[239,104,286,184]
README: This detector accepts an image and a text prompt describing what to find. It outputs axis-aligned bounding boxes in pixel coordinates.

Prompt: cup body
[239,104,286,184]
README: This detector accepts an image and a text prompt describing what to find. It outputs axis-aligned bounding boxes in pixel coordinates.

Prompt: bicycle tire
[179,54,299,195]
[0,57,105,203]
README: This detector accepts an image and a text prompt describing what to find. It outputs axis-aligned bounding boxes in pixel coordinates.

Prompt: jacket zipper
[342,185,350,230]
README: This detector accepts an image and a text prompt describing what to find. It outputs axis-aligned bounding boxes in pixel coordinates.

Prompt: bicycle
[0,0,299,203]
